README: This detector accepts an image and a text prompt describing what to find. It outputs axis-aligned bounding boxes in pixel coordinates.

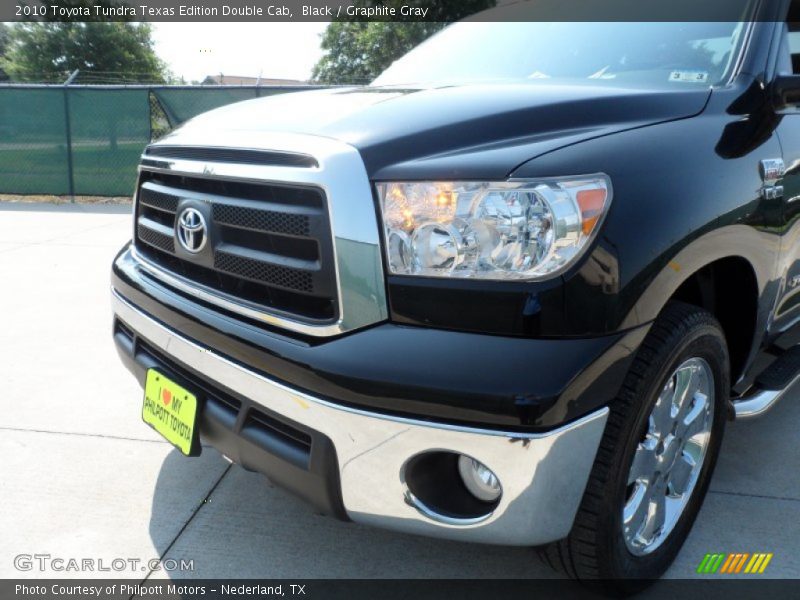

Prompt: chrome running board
[734,345,800,420]
[733,372,800,419]
[734,388,784,419]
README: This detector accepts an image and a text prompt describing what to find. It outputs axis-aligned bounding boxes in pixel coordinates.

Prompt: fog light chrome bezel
[401,451,501,525]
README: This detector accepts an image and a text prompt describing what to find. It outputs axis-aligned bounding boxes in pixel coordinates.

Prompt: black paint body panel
[114,15,800,426]
[113,247,647,431]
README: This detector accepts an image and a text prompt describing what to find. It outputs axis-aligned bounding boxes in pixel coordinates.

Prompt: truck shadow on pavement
[148,448,551,579]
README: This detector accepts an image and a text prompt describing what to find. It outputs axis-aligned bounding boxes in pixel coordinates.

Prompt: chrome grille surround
[131,131,388,337]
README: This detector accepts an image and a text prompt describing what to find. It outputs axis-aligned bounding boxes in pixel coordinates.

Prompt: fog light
[457,455,501,503]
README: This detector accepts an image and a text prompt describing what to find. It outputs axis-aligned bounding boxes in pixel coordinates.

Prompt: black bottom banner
[3,579,799,600]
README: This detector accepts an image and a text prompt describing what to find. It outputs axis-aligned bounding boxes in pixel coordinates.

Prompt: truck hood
[165,83,711,179]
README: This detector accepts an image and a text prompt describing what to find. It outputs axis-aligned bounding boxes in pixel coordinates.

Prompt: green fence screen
[71,89,151,196]
[0,88,69,195]
[0,85,316,197]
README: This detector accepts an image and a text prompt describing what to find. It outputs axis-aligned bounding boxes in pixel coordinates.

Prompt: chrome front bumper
[112,290,608,546]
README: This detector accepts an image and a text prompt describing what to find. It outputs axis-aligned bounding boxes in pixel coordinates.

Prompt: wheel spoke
[636,483,667,546]
[668,451,696,495]
[672,364,698,420]
[678,392,708,441]
[651,384,676,437]
[628,439,658,485]
[623,482,651,534]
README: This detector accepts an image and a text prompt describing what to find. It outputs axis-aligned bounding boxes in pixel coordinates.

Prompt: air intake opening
[241,408,313,471]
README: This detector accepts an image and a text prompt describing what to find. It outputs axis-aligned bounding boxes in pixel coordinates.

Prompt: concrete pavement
[1,203,798,589]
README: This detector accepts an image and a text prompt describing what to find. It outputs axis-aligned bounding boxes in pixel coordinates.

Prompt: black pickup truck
[112,0,800,591]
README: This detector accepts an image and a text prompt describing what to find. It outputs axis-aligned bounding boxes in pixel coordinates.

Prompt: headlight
[376,175,611,280]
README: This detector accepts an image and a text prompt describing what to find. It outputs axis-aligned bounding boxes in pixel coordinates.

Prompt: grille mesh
[213,204,311,237]
[214,251,314,293]
[137,225,174,253]
[138,187,180,213]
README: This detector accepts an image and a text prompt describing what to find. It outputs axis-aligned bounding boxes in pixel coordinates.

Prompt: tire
[540,301,730,594]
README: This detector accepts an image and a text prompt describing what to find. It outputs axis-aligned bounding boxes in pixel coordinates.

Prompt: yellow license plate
[142,369,199,456]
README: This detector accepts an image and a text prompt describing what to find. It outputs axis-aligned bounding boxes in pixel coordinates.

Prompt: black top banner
[2,0,766,23]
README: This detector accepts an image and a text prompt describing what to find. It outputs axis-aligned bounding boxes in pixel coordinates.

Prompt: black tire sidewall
[604,320,729,581]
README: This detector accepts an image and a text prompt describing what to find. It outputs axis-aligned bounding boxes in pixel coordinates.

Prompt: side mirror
[773,75,800,109]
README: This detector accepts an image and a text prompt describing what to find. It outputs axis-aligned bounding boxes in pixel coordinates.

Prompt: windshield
[373,22,748,88]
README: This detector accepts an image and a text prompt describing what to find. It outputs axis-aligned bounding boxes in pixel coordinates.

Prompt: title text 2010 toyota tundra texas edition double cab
[112,1,800,590]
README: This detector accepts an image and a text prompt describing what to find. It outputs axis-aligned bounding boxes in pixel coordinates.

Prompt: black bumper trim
[114,318,347,519]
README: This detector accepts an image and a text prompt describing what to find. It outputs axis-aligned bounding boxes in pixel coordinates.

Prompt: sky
[151,23,328,83]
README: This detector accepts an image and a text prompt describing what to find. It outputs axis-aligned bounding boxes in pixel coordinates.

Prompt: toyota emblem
[176,207,207,254]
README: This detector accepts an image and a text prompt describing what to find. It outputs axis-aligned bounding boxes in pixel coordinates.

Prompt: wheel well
[669,257,758,383]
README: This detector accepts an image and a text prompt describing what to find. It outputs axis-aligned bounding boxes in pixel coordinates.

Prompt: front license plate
[142,369,199,456]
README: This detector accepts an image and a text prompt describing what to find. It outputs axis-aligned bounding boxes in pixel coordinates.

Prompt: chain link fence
[0,84,320,197]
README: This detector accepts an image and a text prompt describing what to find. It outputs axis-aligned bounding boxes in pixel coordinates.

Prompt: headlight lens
[377,175,611,280]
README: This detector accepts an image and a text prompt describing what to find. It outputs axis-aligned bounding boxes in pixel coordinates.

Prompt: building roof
[202,74,307,86]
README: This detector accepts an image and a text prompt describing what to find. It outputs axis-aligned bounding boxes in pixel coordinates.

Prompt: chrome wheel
[622,357,715,556]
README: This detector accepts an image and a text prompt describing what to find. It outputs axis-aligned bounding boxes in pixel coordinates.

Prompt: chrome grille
[133,169,338,324]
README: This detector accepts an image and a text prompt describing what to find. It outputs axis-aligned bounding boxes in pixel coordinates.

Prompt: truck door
[770,16,800,337]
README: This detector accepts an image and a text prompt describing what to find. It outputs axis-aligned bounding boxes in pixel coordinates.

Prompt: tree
[0,23,9,81]
[312,0,496,84]
[2,17,166,83]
